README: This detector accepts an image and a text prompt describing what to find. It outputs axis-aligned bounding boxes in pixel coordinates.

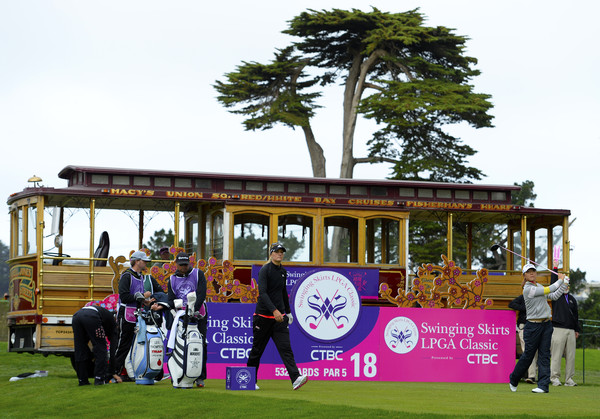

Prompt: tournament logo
[384,316,419,354]
[235,368,252,386]
[292,270,361,342]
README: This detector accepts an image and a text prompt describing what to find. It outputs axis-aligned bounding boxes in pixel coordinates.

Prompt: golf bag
[167,292,204,388]
[125,293,165,385]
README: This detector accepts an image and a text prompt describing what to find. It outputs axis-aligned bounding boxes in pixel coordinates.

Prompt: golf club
[490,243,559,275]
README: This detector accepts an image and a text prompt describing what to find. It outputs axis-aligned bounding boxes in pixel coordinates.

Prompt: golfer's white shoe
[509,383,517,392]
[292,375,308,390]
[532,387,548,393]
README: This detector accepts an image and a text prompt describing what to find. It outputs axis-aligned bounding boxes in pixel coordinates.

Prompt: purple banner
[206,265,513,383]
[250,265,379,299]
[204,302,514,383]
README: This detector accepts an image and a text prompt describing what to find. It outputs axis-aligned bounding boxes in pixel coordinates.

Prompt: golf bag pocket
[183,327,203,378]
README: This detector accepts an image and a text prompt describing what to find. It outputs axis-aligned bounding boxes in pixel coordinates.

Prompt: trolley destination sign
[101,187,518,213]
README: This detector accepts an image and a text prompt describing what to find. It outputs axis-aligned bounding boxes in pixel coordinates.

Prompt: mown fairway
[1,343,598,418]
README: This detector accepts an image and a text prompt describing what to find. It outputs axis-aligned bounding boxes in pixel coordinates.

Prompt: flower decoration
[113,245,257,304]
[85,293,119,312]
[192,254,256,304]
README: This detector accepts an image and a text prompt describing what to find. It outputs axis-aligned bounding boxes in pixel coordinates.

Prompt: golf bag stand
[125,293,165,385]
[167,292,204,389]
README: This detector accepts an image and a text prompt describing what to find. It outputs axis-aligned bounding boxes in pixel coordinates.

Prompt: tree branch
[393,61,415,82]
[363,82,384,91]
[354,156,399,165]
[357,49,388,95]
[289,59,309,85]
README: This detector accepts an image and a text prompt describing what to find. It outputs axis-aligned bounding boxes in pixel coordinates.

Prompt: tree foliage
[233,230,269,261]
[568,268,587,296]
[214,47,326,176]
[215,7,493,179]
[579,290,600,321]
[144,229,181,259]
[0,240,8,294]
[578,290,600,347]
[408,219,459,269]
[234,228,304,262]
[511,180,537,207]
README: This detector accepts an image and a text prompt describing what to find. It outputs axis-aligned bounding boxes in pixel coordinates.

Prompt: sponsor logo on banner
[292,270,361,342]
[384,316,419,354]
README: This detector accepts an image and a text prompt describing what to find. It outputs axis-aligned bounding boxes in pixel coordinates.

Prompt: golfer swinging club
[246,242,308,390]
[509,262,569,393]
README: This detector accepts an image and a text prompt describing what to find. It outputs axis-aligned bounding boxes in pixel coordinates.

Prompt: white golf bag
[167,292,204,388]
[125,293,165,385]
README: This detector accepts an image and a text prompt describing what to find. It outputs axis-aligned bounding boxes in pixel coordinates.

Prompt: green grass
[1,343,598,418]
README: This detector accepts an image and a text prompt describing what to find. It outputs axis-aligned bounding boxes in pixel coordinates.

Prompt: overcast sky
[1,1,598,282]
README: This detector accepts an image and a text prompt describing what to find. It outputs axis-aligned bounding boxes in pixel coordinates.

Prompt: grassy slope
[0,344,598,418]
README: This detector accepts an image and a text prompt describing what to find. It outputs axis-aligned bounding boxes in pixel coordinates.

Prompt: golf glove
[287,313,294,325]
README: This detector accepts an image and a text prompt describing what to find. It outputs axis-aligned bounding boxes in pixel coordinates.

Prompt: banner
[205,268,515,383]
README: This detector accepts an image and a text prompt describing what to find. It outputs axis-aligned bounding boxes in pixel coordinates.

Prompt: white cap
[522,263,537,274]
[130,250,151,262]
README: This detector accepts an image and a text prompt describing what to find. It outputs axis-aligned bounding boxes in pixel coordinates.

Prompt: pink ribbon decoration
[553,245,561,261]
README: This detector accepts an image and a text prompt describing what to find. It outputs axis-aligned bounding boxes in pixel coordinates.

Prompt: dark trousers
[510,321,553,391]
[113,313,135,376]
[72,309,108,385]
[199,316,208,380]
[247,315,299,383]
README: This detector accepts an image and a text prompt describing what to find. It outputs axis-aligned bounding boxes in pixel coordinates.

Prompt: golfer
[509,263,568,393]
[247,242,308,390]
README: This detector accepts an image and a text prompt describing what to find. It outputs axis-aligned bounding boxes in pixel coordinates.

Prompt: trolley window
[277,214,313,262]
[16,207,24,257]
[208,211,224,260]
[233,212,270,261]
[324,216,358,263]
[27,205,38,255]
[366,217,399,264]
